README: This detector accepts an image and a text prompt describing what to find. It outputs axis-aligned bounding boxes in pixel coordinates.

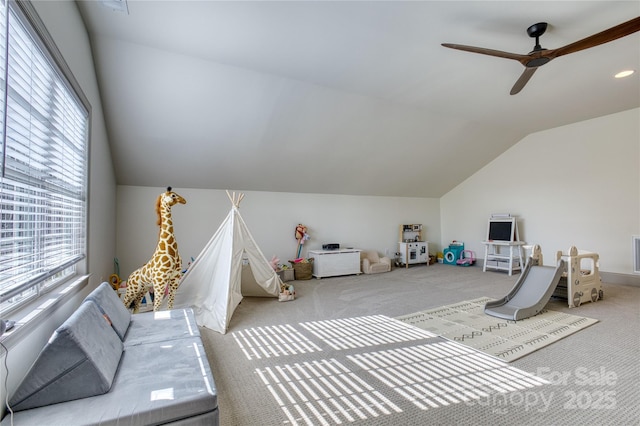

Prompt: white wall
[0,1,117,414]
[117,109,639,279]
[441,108,640,276]
[116,187,440,278]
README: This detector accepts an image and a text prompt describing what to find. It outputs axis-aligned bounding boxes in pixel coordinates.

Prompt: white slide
[484,259,566,321]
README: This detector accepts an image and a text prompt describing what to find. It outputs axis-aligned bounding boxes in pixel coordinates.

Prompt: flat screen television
[486,217,517,242]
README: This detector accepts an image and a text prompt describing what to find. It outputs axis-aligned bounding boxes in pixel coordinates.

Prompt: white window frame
[0,0,90,321]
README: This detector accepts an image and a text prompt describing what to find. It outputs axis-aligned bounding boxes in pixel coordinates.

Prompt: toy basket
[289,259,313,280]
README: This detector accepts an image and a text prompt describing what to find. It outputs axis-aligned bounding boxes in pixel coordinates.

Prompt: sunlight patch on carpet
[256,358,403,425]
[348,340,548,411]
[231,315,553,425]
[396,297,599,362]
[232,324,323,361]
[299,314,437,350]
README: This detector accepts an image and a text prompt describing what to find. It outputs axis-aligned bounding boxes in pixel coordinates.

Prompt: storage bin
[277,269,295,282]
[289,260,313,280]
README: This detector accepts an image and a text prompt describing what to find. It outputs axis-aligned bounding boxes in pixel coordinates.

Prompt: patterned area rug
[396,297,599,362]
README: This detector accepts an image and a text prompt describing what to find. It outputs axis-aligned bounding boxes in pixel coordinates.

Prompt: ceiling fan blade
[510,67,538,95]
[441,43,529,62]
[547,16,640,59]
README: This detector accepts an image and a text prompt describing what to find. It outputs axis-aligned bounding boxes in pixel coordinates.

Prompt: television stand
[482,241,525,276]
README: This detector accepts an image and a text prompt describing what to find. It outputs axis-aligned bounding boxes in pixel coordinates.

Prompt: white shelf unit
[482,241,525,276]
[399,224,423,243]
[308,249,362,279]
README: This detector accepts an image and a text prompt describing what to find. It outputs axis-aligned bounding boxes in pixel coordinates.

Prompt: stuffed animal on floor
[279,284,295,302]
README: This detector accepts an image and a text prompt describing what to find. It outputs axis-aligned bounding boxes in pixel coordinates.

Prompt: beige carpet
[396,297,599,362]
[202,265,639,425]
[229,314,550,425]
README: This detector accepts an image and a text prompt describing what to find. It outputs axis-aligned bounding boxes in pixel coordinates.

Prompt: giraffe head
[155,187,187,226]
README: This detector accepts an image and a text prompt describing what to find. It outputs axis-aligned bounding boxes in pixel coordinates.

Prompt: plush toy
[295,224,309,258]
[109,273,122,291]
[279,284,295,302]
[270,255,280,271]
[122,187,187,312]
[295,224,306,241]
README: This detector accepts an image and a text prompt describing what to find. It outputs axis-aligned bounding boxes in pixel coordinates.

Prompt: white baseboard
[600,271,640,287]
[477,259,640,287]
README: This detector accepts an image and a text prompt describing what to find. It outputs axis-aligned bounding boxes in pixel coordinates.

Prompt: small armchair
[360,250,391,274]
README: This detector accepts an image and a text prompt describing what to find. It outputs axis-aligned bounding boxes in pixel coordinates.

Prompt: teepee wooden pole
[226,190,245,208]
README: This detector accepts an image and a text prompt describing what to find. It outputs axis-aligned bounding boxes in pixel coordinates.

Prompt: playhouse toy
[554,246,603,308]
[443,241,464,265]
[485,244,602,320]
[524,244,543,266]
[456,249,476,266]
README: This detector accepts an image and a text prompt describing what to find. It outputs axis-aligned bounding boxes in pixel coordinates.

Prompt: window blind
[0,1,88,314]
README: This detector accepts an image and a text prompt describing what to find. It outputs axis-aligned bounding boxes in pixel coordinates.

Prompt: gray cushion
[85,282,131,340]
[2,337,218,425]
[125,308,200,347]
[9,301,123,411]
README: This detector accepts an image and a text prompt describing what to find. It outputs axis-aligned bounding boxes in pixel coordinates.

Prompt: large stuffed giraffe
[123,187,187,312]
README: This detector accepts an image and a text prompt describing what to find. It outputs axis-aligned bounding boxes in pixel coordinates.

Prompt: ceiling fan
[442,16,640,95]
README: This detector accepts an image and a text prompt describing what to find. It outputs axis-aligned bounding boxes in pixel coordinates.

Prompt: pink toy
[270,255,280,271]
[456,250,476,266]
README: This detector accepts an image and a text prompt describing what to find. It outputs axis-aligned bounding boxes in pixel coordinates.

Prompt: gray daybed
[1,282,219,425]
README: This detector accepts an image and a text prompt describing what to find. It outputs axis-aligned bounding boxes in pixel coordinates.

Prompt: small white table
[308,249,362,279]
[482,241,525,276]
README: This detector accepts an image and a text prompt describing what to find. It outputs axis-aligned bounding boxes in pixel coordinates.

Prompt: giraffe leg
[122,286,133,309]
[166,279,178,310]
[131,290,143,314]
[153,281,167,312]
[166,290,174,310]
[123,271,140,310]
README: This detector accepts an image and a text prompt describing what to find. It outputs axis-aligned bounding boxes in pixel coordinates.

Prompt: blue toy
[443,242,465,265]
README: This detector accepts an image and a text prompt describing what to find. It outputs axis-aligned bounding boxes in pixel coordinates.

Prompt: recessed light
[614,70,635,78]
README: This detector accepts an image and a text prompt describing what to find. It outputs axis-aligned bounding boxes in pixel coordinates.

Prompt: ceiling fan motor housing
[527,22,548,38]
[525,21,551,67]
[525,55,551,67]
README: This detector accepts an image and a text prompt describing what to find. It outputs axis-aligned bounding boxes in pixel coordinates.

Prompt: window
[0,0,89,317]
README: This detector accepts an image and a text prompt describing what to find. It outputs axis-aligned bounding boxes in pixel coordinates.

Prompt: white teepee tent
[173,192,281,334]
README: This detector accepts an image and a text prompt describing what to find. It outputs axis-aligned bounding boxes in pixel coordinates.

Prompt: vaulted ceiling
[76,1,640,197]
